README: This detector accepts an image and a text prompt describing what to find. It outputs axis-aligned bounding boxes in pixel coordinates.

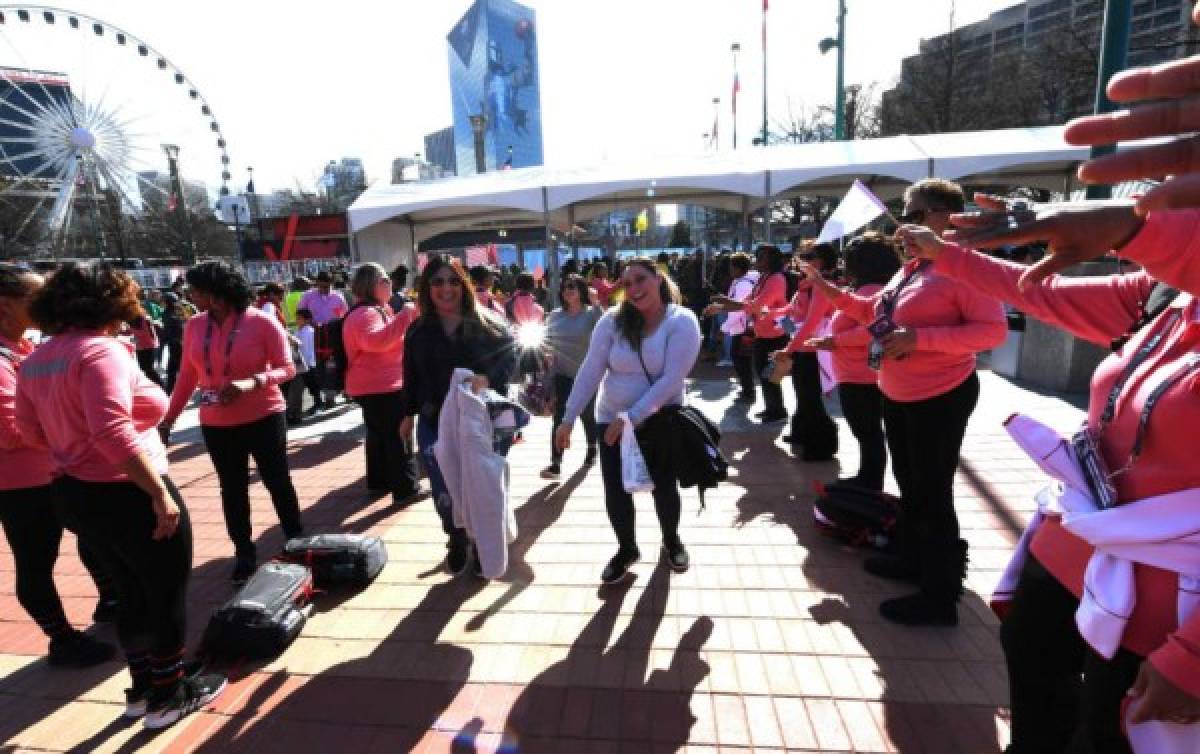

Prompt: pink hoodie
[783,282,834,353]
[0,335,55,490]
[831,260,1006,401]
[165,306,295,428]
[14,331,168,483]
[743,271,789,339]
[826,283,884,386]
[343,303,417,398]
[932,208,1200,698]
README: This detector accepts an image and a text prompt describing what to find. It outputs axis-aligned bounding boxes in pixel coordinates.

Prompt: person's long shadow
[465,466,588,631]
[190,571,489,751]
[467,561,713,751]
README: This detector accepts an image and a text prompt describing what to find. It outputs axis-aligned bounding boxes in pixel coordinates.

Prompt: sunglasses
[898,207,947,224]
[429,276,462,288]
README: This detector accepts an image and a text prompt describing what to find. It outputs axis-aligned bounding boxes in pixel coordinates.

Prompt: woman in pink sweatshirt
[15,262,225,730]
[904,200,1200,750]
[0,264,116,667]
[805,179,1007,627]
[161,261,302,584]
[343,263,420,505]
[802,234,902,491]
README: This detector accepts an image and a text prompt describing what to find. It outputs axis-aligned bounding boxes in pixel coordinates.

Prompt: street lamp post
[231,201,244,265]
[820,0,848,140]
[161,144,195,264]
[469,114,488,174]
[1086,0,1133,200]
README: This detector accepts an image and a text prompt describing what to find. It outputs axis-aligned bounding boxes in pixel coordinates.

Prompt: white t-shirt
[722,271,760,335]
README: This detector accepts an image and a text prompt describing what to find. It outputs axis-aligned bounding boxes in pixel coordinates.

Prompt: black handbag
[280,534,388,588]
[201,562,313,660]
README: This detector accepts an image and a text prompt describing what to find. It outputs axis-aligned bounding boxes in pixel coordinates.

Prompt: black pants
[551,374,597,465]
[752,335,788,414]
[838,382,887,491]
[201,412,304,559]
[882,372,978,601]
[789,352,838,457]
[356,390,419,497]
[164,342,183,395]
[0,485,113,638]
[51,476,191,663]
[597,422,682,554]
[136,349,163,388]
[1001,555,1141,754]
[301,371,321,405]
[731,334,756,396]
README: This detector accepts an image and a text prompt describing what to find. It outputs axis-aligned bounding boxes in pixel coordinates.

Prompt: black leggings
[164,342,183,396]
[882,372,978,600]
[0,485,114,638]
[52,475,192,674]
[356,390,419,496]
[789,352,838,456]
[837,381,887,490]
[731,334,756,396]
[1001,555,1140,754]
[201,412,303,559]
[551,374,597,465]
[752,336,789,414]
[597,422,682,554]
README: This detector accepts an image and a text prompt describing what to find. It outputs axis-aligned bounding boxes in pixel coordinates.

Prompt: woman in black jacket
[399,256,515,574]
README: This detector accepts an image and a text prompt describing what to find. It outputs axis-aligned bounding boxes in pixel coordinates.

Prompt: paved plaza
[0,367,1087,753]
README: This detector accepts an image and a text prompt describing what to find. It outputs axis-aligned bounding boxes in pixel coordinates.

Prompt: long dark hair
[614,258,681,347]
[186,260,254,311]
[843,232,903,288]
[415,255,505,337]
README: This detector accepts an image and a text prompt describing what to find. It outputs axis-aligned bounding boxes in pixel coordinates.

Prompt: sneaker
[124,685,151,718]
[757,410,788,423]
[540,464,561,480]
[863,554,920,584]
[662,542,690,573]
[583,447,598,466]
[600,549,640,585]
[302,406,319,418]
[392,485,427,507]
[231,555,256,585]
[143,672,227,730]
[715,359,734,367]
[47,631,116,668]
[92,597,120,624]
[446,535,469,575]
[879,593,958,627]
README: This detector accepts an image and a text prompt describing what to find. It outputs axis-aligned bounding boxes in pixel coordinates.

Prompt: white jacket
[433,368,517,578]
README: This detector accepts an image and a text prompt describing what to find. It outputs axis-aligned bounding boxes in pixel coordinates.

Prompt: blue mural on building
[448,0,543,175]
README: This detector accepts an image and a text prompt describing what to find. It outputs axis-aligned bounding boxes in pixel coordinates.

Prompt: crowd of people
[6,5,1200,743]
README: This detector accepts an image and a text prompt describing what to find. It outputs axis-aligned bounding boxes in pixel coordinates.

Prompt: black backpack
[1110,281,1181,351]
[201,562,313,660]
[279,534,387,589]
[812,480,900,549]
[636,405,729,509]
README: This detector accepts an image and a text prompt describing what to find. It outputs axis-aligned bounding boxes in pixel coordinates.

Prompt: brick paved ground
[0,367,1087,753]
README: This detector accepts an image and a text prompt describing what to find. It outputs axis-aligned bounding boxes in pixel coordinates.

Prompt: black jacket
[636,405,728,507]
[401,315,516,421]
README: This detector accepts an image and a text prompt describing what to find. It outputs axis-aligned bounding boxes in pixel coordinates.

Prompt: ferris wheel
[0,5,233,258]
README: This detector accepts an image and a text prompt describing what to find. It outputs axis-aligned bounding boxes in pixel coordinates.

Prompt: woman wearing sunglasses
[803,178,1007,627]
[542,273,603,479]
[399,256,516,574]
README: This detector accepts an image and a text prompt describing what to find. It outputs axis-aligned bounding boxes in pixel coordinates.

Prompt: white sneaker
[143,673,227,730]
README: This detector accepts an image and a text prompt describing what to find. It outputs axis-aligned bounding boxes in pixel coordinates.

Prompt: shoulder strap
[635,341,653,385]
[0,343,19,366]
[1111,281,1181,351]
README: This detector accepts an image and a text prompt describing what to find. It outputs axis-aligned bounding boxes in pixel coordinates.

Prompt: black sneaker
[231,555,256,585]
[47,631,116,668]
[600,549,640,585]
[863,554,920,584]
[662,542,690,573]
[392,485,427,507]
[125,685,151,718]
[540,464,561,480]
[758,410,788,423]
[143,672,227,730]
[736,391,756,404]
[583,448,598,466]
[446,535,469,575]
[92,597,120,624]
[303,406,319,418]
[879,593,958,627]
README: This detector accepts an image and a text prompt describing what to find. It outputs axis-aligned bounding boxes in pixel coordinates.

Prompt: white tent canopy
[349,125,1099,269]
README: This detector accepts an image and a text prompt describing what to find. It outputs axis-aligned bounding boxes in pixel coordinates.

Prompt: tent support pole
[543,186,559,295]
[741,195,751,251]
[568,204,579,262]
[407,217,418,269]
[764,171,773,244]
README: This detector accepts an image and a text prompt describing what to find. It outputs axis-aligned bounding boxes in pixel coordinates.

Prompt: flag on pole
[711,112,719,148]
[732,71,740,115]
[815,180,889,244]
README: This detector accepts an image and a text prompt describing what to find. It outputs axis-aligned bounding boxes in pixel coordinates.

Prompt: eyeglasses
[429,276,462,288]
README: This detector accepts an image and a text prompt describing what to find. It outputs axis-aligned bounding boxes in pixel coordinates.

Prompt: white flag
[815,179,889,244]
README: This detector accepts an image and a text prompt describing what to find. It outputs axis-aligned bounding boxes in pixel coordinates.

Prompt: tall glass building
[447,0,544,175]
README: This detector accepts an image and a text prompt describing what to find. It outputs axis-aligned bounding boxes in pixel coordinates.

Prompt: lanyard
[203,312,242,382]
[878,261,929,322]
[1098,309,1182,429]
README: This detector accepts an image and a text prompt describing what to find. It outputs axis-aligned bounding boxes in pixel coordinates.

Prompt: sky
[25,0,1022,195]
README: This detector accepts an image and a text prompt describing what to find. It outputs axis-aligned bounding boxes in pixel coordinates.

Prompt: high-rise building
[392,156,447,184]
[881,0,1198,135]
[320,158,367,209]
[424,126,458,176]
[447,0,544,175]
[0,68,73,179]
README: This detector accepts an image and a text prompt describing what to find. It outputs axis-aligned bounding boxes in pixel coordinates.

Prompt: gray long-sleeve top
[547,305,603,378]
[562,304,702,427]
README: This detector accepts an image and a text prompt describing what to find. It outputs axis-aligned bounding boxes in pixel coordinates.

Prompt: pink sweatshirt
[933,209,1200,697]
[14,331,168,483]
[592,279,617,307]
[743,271,789,339]
[831,260,1006,401]
[826,283,884,386]
[165,306,295,428]
[509,293,544,325]
[0,336,55,490]
[343,303,417,398]
[784,282,834,353]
